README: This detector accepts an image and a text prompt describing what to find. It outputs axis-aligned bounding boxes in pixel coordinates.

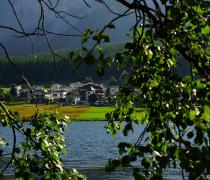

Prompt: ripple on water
[1,121,186,179]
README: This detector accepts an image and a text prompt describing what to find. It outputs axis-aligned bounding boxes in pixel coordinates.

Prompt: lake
[0,121,183,179]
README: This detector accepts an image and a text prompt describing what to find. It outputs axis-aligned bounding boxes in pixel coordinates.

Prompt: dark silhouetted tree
[88,93,99,105]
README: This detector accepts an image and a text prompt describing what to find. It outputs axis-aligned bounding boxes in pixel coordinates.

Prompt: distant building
[48,90,67,100]
[79,83,104,103]
[19,88,29,99]
[20,88,47,103]
[10,84,22,97]
[66,90,81,105]
[33,89,46,103]
[15,82,112,105]
[109,86,119,96]
[69,82,83,89]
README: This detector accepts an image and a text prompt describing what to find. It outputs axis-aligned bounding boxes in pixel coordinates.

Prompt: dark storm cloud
[0,0,145,55]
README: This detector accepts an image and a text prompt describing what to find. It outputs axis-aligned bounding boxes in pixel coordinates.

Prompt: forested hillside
[0,42,190,84]
[0,43,123,84]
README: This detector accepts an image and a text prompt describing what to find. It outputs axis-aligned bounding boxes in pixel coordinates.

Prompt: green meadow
[75,106,114,120]
[7,104,147,121]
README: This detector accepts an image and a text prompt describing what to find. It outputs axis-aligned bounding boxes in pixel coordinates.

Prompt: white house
[48,90,67,100]
[65,90,81,105]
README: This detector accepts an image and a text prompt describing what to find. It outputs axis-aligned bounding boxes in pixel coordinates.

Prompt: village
[4,82,120,106]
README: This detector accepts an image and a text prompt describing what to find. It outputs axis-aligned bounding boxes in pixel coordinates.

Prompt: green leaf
[150,79,159,88]
[97,47,103,54]
[201,105,210,121]
[182,76,192,84]
[144,48,153,59]
[193,6,207,14]
[92,32,110,42]
[201,25,210,35]
[142,158,150,169]
[133,168,145,180]
[106,24,115,29]
[123,123,133,136]
[81,28,93,44]
[121,155,130,166]
[84,54,96,65]
[169,47,177,55]
[105,159,120,172]
[189,110,197,120]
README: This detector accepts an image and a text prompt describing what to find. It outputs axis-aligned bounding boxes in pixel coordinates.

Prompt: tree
[9,85,17,97]
[0,1,85,179]
[0,89,5,100]
[0,0,209,179]
[73,0,210,179]
[83,77,93,84]
[88,93,99,105]
[105,86,111,97]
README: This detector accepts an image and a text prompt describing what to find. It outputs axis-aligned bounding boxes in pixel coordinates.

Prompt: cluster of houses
[11,82,120,105]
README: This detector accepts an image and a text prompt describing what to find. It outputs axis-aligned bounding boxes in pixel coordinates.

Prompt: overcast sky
[0,0,137,55]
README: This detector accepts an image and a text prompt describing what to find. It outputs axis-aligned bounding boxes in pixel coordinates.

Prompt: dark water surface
[0,121,183,179]
[64,121,140,166]
[64,121,140,180]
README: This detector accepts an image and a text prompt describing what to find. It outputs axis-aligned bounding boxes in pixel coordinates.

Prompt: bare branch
[0,42,36,103]
[82,0,91,8]
[0,102,17,174]
[95,0,122,16]
[89,8,132,54]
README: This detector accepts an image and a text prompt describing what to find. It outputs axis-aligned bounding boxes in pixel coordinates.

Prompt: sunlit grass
[76,106,148,121]
[76,106,114,120]
[8,104,148,121]
[8,104,88,120]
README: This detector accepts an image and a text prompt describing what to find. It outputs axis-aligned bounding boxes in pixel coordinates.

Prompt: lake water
[0,121,183,179]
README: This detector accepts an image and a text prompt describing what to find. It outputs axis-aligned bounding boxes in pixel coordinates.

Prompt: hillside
[0,43,123,84]
[0,42,190,84]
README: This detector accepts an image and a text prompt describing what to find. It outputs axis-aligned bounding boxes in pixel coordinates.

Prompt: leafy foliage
[0,0,209,179]
[9,86,17,97]
[0,104,86,179]
[80,0,210,179]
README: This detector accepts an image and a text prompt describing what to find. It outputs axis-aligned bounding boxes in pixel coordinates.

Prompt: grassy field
[7,104,147,121]
[75,106,147,120]
[75,106,114,120]
[8,104,88,120]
